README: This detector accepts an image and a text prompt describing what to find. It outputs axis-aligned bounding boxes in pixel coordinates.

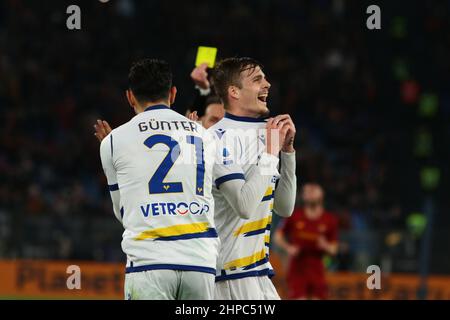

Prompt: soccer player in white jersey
[98,59,219,300]
[208,57,297,299]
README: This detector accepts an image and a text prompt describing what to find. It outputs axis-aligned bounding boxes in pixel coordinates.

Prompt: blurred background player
[275,183,338,299]
[99,59,219,300]
[201,95,225,129]
[209,57,297,299]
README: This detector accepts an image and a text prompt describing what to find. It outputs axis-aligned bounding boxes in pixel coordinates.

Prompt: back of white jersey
[100,105,218,275]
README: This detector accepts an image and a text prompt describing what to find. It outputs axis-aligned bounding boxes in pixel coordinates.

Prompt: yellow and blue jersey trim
[125,262,216,275]
[134,222,218,241]
[127,221,218,275]
[233,216,272,238]
[216,268,275,282]
[261,187,274,202]
[216,248,274,281]
[264,235,271,247]
[223,249,267,270]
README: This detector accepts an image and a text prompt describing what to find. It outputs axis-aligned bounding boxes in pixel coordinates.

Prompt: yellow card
[195,46,218,68]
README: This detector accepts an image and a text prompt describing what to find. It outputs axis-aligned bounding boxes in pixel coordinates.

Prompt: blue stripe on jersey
[108,184,119,191]
[261,193,274,202]
[110,134,113,157]
[120,207,124,218]
[215,173,245,189]
[242,256,269,270]
[154,228,218,241]
[215,268,275,282]
[243,228,267,237]
[144,104,170,112]
[224,112,268,123]
[125,264,216,275]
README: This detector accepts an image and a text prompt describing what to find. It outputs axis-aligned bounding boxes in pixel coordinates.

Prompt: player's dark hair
[128,58,173,103]
[205,95,223,107]
[212,57,262,107]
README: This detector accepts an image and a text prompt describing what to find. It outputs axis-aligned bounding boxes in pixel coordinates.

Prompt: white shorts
[125,270,215,300]
[215,276,281,300]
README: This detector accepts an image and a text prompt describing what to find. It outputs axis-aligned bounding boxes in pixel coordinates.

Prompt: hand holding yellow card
[195,46,218,68]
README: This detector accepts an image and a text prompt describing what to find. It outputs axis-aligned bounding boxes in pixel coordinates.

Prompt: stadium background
[0,0,449,299]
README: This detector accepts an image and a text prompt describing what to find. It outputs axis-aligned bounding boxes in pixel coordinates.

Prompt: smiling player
[209,57,297,299]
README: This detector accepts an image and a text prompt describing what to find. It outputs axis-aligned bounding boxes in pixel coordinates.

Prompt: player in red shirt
[275,183,338,299]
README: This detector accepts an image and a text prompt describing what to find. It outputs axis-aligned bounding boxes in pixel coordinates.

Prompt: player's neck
[225,106,262,119]
[136,101,170,114]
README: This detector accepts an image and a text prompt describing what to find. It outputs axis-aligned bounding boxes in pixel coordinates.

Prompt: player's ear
[169,86,177,105]
[126,89,136,108]
[228,86,240,101]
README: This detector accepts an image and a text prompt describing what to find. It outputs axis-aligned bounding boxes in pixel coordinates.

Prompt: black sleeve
[190,89,208,117]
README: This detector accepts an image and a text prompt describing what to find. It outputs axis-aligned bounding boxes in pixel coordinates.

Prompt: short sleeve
[100,134,118,189]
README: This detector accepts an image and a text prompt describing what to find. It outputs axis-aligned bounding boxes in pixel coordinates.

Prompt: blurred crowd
[0,0,448,273]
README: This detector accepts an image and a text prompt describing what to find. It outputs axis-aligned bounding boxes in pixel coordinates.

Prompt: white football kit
[208,113,297,300]
[100,104,219,300]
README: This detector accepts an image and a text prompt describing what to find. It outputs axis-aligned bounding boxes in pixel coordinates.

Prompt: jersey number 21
[144,134,205,196]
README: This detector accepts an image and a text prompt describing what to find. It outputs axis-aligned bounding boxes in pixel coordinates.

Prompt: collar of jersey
[144,104,170,112]
[224,112,268,123]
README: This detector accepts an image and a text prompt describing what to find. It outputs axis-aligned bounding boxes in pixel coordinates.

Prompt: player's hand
[317,236,338,255]
[190,63,210,90]
[188,111,199,122]
[317,236,329,251]
[271,114,296,153]
[265,117,289,155]
[286,245,300,257]
[94,119,112,143]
